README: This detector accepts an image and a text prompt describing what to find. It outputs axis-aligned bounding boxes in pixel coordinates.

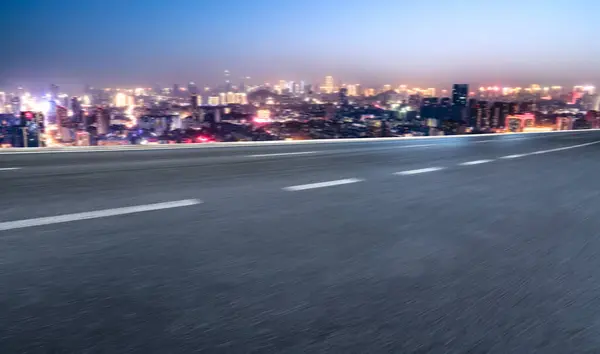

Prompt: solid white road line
[0,199,202,231]
[459,159,494,166]
[500,154,527,159]
[0,167,20,171]
[395,167,445,175]
[283,178,363,191]
[248,151,318,158]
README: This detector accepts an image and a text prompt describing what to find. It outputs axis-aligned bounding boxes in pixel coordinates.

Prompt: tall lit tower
[347,85,358,97]
[114,92,127,107]
[50,84,59,99]
[188,81,198,95]
[0,92,5,113]
[452,84,469,107]
[322,76,334,94]
[224,70,231,91]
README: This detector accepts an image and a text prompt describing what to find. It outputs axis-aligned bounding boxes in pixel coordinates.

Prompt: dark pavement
[2,131,600,353]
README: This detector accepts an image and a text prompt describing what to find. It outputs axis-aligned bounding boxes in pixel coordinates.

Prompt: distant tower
[452,84,469,107]
[50,84,60,99]
[11,96,21,115]
[322,76,334,94]
[71,97,82,123]
[224,70,232,91]
[0,92,5,113]
[339,88,349,105]
[452,84,469,122]
[96,108,110,135]
[188,81,198,95]
[191,94,199,111]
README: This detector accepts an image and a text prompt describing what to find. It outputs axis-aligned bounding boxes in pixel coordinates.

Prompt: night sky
[2,0,599,90]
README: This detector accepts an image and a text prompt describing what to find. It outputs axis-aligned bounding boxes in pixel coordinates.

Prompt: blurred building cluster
[0,74,597,147]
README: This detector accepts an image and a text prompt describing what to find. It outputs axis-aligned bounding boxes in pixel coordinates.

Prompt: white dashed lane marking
[0,199,203,231]
[0,167,21,171]
[283,178,363,191]
[500,154,527,159]
[459,159,494,166]
[395,167,445,175]
[531,141,600,155]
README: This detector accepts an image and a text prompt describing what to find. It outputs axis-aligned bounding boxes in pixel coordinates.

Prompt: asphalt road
[2,131,600,353]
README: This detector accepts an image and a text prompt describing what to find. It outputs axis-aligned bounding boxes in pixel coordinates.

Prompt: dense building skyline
[2,0,599,89]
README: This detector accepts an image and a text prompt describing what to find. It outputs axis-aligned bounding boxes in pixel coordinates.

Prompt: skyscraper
[114,93,127,107]
[96,108,110,135]
[347,84,358,97]
[188,82,198,95]
[452,84,468,107]
[50,84,60,99]
[339,88,349,105]
[452,84,469,122]
[420,97,440,121]
[321,76,334,94]
[0,92,5,113]
[224,70,232,91]
[226,92,236,104]
[190,94,199,111]
[71,97,82,123]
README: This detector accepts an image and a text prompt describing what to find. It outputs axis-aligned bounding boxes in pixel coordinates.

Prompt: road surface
[2,131,600,353]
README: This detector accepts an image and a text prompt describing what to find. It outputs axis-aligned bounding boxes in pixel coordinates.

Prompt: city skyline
[3,0,600,89]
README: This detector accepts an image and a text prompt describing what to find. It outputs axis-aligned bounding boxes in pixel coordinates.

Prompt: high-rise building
[114,92,127,107]
[96,108,110,135]
[490,102,506,129]
[191,94,199,111]
[208,96,220,106]
[420,97,439,121]
[11,96,21,115]
[219,92,227,105]
[452,84,469,107]
[347,84,358,97]
[226,92,236,104]
[291,82,299,95]
[173,84,180,97]
[235,93,247,105]
[438,97,452,121]
[71,97,82,123]
[277,80,288,93]
[0,92,5,113]
[50,84,59,99]
[188,82,198,95]
[339,88,349,105]
[224,70,232,91]
[425,88,436,97]
[477,101,490,130]
[321,76,334,94]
